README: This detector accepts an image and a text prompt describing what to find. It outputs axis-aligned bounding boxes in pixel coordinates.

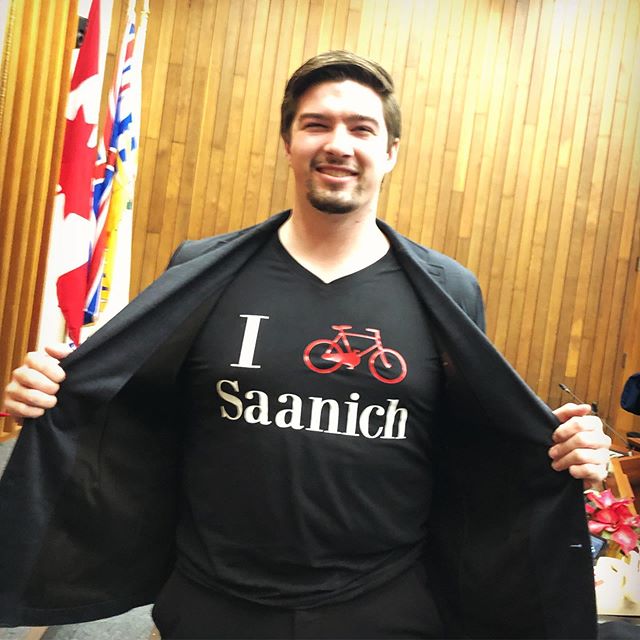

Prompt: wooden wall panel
[0,1,77,440]
[2,0,639,441]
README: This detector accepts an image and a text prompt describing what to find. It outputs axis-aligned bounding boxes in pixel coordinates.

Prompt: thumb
[44,342,74,360]
[552,402,592,423]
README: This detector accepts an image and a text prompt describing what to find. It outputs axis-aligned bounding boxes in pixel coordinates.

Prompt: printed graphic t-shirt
[175,235,443,608]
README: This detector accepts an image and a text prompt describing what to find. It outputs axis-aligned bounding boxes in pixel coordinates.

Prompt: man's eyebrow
[346,114,380,128]
[298,112,329,121]
[297,112,381,128]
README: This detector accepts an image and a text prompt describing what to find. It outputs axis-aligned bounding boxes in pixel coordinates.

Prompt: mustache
[310,157,360,173]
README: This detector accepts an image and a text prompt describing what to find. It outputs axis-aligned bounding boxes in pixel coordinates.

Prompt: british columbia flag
[84,5,137,325]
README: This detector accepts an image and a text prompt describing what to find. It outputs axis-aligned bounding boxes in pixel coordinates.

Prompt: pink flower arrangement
[585,489,640,556]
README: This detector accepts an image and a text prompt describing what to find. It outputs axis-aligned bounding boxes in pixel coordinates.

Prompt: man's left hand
[549,403,611,488]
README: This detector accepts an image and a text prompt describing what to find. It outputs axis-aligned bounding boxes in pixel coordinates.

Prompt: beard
[305,177,365,214]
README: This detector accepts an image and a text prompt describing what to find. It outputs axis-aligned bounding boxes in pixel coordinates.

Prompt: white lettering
[215,380,408,440]
[217,379,242,420]
[244,390,272,425]
[343,392,360,437]
[275,393,305,429]
[359,404,385,438]
[308,397,339,433]
[231,314,269,369]
[382,399,407,439]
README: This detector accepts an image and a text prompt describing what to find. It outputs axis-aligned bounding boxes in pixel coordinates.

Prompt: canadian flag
[54,0,103,345]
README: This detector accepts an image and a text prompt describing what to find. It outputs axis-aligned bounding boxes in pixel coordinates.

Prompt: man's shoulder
[402,239,481,304]
[168,211,290,267]
[380,222,485,329]
[406,240,474,279]
[170,228,247,265]
[380,222,478,286]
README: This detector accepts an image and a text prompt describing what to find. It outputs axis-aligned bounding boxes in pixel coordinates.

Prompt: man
[1,52,610,638]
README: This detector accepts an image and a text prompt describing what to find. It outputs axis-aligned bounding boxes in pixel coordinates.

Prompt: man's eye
[304,123,326,130]
[354,126,374,134]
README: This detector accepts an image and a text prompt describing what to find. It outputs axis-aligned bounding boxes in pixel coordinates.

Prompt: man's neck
[278,201,389,283]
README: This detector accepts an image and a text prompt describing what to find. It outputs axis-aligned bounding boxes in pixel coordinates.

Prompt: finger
[552,402,592,423]
[551,454,608,483]
[550,444,610,471]
[4,379,59,410]
[567,462,608,483]
[552,414,603,444]
[11,365,62,395]
[21,352,66,385]
[550,425,610,458]
[2,397,46,419]
[44,343,74,360]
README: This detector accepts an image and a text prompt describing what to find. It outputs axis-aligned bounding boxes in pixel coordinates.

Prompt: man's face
[285,80,399,215]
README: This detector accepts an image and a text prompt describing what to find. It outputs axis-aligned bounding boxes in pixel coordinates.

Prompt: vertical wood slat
[2,0,640,441]
[0,0,77,440]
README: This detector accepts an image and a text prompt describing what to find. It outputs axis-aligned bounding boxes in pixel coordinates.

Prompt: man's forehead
[295,79,385,120]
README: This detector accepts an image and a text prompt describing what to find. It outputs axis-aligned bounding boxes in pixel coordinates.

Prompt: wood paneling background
[1,0,639,441]
[0,0,77,440]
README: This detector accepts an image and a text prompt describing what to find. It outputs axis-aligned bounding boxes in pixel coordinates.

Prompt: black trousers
[152,563,444,639]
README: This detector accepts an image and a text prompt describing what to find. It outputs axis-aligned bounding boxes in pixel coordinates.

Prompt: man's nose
[323,125,354,156]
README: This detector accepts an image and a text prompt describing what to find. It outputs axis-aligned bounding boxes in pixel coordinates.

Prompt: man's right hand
[3,343,73,418]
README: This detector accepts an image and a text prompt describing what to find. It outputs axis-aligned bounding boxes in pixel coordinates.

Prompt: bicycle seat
[331,324,352,331]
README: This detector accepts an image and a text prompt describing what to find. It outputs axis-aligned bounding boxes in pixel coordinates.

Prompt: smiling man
[285,80,397,215]
[1,52,610,639]
[278,69,400,284]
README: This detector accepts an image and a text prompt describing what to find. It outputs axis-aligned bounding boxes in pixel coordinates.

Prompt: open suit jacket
[0,211,596,638]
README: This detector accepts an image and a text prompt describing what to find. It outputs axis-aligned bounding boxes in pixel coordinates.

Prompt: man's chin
[307,193,358,215]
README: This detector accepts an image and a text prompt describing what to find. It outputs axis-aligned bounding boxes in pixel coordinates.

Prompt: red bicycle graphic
[303,325,407,384]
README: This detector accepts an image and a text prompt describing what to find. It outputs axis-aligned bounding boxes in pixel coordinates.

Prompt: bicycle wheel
[303,339,343,374]
[368,348,407,384]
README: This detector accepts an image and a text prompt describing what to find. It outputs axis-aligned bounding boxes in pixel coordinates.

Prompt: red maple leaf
[58,105,96,220]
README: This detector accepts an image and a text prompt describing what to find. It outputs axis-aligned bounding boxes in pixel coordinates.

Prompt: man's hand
[549,403,611,488]
[2,343,73,419]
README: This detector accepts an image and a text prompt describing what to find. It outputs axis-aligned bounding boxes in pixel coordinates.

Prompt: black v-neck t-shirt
[175,235,443,608]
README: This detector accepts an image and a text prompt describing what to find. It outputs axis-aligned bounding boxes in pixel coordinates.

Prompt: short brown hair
[280,50,401,151]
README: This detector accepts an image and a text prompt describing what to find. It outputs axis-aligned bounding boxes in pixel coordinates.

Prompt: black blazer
[0,211,596,637]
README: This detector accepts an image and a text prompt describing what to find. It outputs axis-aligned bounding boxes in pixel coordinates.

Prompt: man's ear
[386,138,400,171]
[283,136,291,159]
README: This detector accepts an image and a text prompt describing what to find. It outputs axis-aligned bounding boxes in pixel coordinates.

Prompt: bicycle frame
[329,326,383,358]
